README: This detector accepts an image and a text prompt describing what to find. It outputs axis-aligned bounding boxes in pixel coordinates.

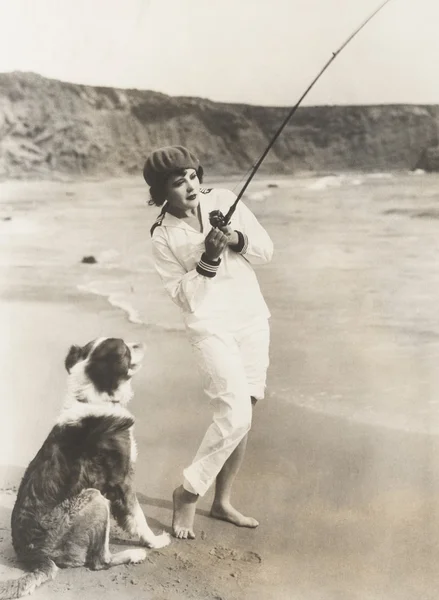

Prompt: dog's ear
[65,345,82,373]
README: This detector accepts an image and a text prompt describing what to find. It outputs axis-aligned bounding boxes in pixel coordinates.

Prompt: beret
[143,146,200,187]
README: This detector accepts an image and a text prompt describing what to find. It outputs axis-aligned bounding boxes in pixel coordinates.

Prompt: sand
[2,175,439,599]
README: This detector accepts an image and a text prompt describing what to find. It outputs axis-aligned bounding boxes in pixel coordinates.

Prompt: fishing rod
[209,0,394,229]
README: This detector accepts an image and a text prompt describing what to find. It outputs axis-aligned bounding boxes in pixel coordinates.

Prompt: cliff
[1,71,439,178]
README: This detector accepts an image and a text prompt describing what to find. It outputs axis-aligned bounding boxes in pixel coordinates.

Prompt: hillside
[1,71,439,178]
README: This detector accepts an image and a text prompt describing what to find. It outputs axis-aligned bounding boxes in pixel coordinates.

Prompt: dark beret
[143,146,200,187]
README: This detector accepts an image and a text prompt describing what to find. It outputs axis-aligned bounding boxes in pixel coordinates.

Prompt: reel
[208,209,229,229]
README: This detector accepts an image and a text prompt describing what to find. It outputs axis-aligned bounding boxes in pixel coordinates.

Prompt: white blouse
[151,188,273,339]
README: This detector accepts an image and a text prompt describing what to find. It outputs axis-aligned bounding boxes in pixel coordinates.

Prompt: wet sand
[3,296,439,599]
[2,176,439,599]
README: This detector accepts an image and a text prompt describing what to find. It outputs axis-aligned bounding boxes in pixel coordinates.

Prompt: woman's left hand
[219,224,239,246]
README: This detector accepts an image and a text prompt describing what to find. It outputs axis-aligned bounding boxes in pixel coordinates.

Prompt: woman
[145,145,273,539]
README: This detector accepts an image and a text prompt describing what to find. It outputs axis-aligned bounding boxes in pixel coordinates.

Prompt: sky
[0,0,438,107]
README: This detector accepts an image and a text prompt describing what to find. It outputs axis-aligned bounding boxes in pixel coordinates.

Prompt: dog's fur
[0,337,170,599]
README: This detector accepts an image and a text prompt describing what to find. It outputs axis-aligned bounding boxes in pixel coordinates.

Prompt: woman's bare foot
[210,501,259,528]
[172,485,198,539]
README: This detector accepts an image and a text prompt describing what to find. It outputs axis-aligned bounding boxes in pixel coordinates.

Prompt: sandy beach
[2,173,439,599]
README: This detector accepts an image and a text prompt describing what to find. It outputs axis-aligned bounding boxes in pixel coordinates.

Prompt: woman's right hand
[204,228,229,261]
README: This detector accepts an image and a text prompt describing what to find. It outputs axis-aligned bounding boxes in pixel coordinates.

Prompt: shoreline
[0,167,428,186]
[3,174,439,598]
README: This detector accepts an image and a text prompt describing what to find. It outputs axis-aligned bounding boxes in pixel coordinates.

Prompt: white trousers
[183,317,270,497]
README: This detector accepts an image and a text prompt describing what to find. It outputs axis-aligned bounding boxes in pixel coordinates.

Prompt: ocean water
[2,171,439,433]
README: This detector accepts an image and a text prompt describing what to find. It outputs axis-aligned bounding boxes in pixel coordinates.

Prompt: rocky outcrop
[1,71,439,178]
[415,146,439,172]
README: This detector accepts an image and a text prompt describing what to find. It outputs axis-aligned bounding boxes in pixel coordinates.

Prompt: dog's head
[65,338,145,406]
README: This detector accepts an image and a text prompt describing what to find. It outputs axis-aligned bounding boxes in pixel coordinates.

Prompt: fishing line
[209,0,395,228]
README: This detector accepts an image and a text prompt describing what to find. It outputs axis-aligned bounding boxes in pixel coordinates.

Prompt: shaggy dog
[0,337,170,599]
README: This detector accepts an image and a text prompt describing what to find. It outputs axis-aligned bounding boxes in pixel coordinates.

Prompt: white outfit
[151,187,273,496]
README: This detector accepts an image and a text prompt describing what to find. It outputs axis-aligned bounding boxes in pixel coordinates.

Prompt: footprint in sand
[209,546,262,564]
[237,550,262,564]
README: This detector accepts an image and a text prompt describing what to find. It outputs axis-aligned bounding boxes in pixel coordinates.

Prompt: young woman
[145,146,273,539]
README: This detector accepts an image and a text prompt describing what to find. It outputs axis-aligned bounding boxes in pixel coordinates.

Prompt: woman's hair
[148,166,204,207]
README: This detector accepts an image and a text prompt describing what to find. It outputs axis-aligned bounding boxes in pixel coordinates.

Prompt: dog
[0,337,170,599]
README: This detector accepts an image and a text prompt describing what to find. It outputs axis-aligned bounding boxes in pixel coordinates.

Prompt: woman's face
[165,168,200,214]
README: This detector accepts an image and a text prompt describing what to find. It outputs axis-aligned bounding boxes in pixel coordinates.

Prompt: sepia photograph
[1,1,439,598]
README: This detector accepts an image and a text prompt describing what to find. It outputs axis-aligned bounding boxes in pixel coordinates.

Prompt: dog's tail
[0,559,58,599]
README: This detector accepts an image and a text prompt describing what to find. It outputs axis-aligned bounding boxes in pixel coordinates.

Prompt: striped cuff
[229,230,248,254]
[196,253,221,278]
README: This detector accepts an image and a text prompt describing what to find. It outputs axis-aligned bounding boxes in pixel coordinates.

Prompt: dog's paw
[147,531,172,549]
[127,548,147,564]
